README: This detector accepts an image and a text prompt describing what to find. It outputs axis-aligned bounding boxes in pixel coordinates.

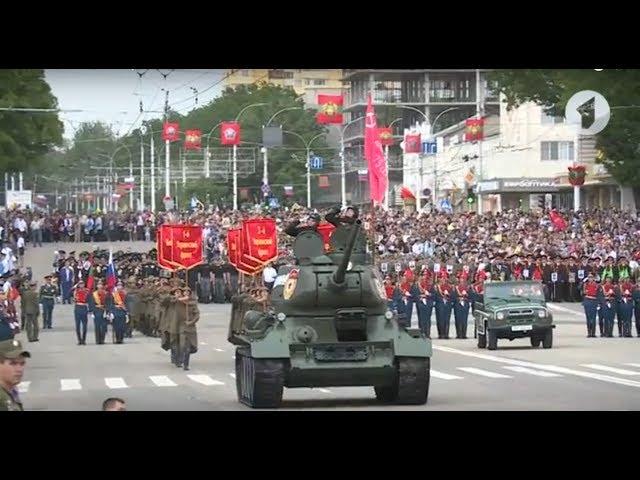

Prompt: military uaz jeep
[474,281,555,350]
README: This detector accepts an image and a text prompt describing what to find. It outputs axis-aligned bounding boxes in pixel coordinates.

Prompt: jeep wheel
[477,331,486,349]
[542,329,553,349]
[487,330,498,350]
[530,336,541,348]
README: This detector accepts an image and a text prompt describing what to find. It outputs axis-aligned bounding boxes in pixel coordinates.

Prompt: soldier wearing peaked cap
[0,338,30,411]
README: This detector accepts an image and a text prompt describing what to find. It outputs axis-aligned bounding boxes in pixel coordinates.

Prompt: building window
[312,79,326,86]
[541,111,565,124]
[541,141,574,161]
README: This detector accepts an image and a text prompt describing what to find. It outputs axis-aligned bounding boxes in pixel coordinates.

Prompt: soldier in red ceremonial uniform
[417,273,435,338]
[73,280,90,345]
[453,278,471,339]
[617,278,634,337]
[582,272,600,338]
[88,281,108,344]
[600,279,616,337]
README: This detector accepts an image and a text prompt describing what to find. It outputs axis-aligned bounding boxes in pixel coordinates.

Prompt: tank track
[375,357,430,405]
[235,347,285,408]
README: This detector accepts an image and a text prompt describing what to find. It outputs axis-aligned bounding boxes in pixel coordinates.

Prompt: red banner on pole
[235,226,264,275]
[464,118,484,142]
[227,228,240,266]
[241,218,278,264]
[162,122,180,142]
[220,122,240,145]
[377,127,395,146]
[316,94,344,124]
[184,129,202,150]
[404,133,422,153]
[157,225,179,271]
[158,224,204,270]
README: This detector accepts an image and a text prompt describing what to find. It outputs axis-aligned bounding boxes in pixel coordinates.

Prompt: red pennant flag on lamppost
[162,122,180,142]
[220,122,240,145]
[316,94,344,124]
[184,129,202,150]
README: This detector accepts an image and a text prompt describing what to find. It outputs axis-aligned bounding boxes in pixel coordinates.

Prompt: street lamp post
[263,107,303,196]
[204,122,224,179]
[232,103,268,210]
[384,117,403,209]
[283,131,325,209]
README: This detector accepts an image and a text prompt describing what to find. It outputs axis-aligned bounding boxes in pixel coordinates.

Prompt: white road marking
[581,364,640,376]
[105,377,129,389]
[18,381,30,393]
[149,375,177,387]
[215,348,225,352]
[547,303,581,315]
[60,379,82,391]
[458,367,512,378]
[434,345,640,389]
[229,373,236,379]
[200,342,208,346]
[318,388,332,394]
[187,374,224,386]
[503,366,562,377]
[430,369,464,380]
[625,363,640,368]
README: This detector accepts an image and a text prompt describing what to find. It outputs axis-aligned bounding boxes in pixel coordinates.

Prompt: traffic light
[466,187,476,205]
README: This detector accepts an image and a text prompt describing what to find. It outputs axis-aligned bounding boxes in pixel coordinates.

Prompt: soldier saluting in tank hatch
[325,205,359,227]
[284,213,321,237]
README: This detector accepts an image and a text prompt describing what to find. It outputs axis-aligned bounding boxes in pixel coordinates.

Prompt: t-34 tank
[227,220,431,408]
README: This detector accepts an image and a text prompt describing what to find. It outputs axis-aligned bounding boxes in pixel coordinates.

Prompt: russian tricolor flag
[106,249,117,291]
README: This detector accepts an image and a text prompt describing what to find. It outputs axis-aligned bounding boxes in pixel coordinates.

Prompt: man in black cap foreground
[0,338,30,411]
[284,213,321,237]
[325,205,359,227]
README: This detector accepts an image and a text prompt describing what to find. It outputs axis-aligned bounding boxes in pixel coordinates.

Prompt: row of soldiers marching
[383,267,487,339]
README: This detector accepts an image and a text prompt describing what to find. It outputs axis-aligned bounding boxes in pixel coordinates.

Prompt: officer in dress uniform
[417,272,435,338]
[107,282,128,344]
[72,280,90,345]
[39,275,57,329]
[88,281,108,344]
[600,279,617,337]
[435,277,453,339]
[617,276,634,337]
[453,278,471,339]
[582,272,600,338]
[397,274,413,328]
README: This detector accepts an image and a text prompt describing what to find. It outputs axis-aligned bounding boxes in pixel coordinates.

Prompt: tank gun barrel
[333,220,362,285]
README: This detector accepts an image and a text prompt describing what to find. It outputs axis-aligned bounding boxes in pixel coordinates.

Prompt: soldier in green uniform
[179,287,199,371]
[0,338,30,411]
[39,275,57,329]
[125,276,139,338]
[22,281,41,343]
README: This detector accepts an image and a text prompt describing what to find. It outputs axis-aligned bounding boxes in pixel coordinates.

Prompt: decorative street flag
[404,133,422,153]
[377,127,395,146]
[464,118,484,142]
[241,218,278,265]
[221,121,241,145]
[318,176,330,188]
[316,94,344,124]
[162,122,180,142]
[364,94,387,203]
[284,185,294,196]
[184,129,202,150]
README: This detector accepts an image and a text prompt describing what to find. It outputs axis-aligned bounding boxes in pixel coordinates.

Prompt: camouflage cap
[0,339,31,359]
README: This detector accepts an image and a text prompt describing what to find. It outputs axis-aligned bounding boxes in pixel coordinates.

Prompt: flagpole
[384,145,389,209]
[140,131,144,212]
[476,69,484,215]
[165,139,171,201]
[150,134,156,213]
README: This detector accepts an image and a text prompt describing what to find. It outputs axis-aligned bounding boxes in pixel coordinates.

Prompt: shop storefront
[478,178,567,212]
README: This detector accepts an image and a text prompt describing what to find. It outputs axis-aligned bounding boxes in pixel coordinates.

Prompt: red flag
[316,94,344,124]
[549,210,568,231]
[227,228,240,266]
[364,94,387,204]
[400,186,416,200]
[184,129,202,150]
[241,218,278,265]
[465,118,484,142]
[377,127,395,146]
[404,133,421,153]
[220,122,240,145]
[162,122,180,142]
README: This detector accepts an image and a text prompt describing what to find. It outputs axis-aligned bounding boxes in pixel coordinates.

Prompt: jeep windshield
[484,283,544,305]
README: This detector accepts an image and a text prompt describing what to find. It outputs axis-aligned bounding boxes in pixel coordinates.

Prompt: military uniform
[453,283,471,339]
[617,279,634,337]
[39,278,57,329]
[0,338,30,411]
[73,285,90,345]
[22,283,40,343]
[88,288,108,344]
[179,296,199,370]
[107,288,128,344]
[600,280,617,337]
[582,277,600,337]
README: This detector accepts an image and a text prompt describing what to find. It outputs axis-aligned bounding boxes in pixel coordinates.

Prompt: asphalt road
[14,241,640,411]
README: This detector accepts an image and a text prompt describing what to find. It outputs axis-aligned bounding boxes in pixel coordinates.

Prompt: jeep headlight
[538,310,547,318]
[496,312,505,320]
[276,312,287,322]
[384,310,393,320]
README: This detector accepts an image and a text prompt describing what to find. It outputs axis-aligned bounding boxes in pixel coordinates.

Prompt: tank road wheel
[374,385,398,403]
[235,347,285,409]
[376,357,430,405]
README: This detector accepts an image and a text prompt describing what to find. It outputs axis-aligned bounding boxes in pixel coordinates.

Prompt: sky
[45,69,225,140]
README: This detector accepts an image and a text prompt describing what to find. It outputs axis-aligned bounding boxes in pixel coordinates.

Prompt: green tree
[0,69,64,172]
[490,69,640,202]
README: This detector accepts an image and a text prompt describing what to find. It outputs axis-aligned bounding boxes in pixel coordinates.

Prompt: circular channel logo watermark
[565,90,610,135]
